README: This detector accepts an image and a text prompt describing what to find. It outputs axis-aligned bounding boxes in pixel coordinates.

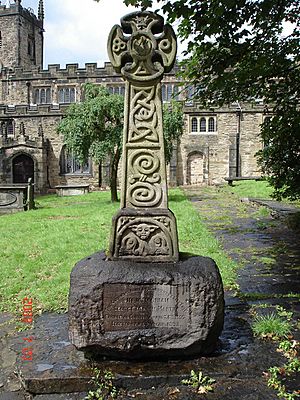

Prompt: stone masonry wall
[239,112,264,176]
[0,14,19,68]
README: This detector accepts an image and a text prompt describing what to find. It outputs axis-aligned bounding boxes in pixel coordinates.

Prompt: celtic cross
[107,11,179,262]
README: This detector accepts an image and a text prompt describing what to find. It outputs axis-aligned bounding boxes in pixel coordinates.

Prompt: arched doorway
[13,154,34,184]
[187,152,204,185]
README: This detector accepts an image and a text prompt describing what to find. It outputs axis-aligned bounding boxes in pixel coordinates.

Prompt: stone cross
[107,11,179,262]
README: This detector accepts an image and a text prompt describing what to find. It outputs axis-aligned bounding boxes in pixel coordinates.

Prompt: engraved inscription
[103,284,190,331]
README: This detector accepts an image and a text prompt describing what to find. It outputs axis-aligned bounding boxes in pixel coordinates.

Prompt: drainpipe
[236,101,242,177]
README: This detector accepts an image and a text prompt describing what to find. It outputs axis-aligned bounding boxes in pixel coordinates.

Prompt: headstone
[68,11,224,359]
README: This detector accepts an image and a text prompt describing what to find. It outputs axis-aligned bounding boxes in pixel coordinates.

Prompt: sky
[21,0,181,69]
[17,0,295,70]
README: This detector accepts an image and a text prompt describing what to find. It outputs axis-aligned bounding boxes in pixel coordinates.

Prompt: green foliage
[251,304,299,399]
[219,180,274,199]
[181,370,216,394]
[0,189,238,314]
[267,341,300,400]
[121,0,300,200]
[0,191,119,313]
[58,84,124,202]
[86,369,118,400]
[257,110,300,201]
[58,84,123,164]
[252,313,292,340]
[163,101,184,163]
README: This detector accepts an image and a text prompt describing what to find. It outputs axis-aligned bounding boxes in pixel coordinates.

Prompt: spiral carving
[128,182,161,207]
[133,151,160,176]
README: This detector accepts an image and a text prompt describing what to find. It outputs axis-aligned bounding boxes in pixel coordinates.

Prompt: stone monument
[107,11,178,263]
[68,11,224,359]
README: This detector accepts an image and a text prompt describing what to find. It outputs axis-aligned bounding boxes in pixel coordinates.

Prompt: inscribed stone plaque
[103,284,190,331]
[0,192,17,207]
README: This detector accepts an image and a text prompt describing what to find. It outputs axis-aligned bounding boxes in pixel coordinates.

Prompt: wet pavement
[0,187,299,399]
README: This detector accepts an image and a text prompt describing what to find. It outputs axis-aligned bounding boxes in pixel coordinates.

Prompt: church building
[0,0,264,193]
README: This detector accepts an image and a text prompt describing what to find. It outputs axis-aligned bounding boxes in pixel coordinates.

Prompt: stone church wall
[0,2,265,193]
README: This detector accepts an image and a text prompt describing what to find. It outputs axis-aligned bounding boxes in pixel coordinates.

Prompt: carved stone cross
[107,11,179,262]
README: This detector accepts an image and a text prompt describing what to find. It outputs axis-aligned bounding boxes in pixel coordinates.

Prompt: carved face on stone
[131,223,157,240]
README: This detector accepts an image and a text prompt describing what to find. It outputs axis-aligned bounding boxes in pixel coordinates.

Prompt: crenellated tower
[0,0,44,70]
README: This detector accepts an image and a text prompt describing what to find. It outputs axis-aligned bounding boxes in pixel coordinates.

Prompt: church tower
[0,0,44,70]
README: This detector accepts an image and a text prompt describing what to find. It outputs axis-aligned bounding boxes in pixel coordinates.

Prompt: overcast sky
[21,0,180,69]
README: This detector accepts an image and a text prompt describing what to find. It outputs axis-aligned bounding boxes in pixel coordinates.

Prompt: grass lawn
[214,180,300,207]
[219,180,274,199]
[0,188,238,315]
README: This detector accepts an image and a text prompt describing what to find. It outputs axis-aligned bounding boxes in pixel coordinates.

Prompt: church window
[107,86,125,96]
[60,146,91,175]
[189,116,217,134]
[200,117,206,132]
[58,87,76,103]
[173,85,179,100]
[161,84,166,101]
[27,35,35,60]
[161,84,180,102]
[7,120,14,136]
[0,119,14,137]
[186,85,195,99]
[191,117,198,132]
[34,87,51,104]
[208,117,215,132]
[167,84,173,101]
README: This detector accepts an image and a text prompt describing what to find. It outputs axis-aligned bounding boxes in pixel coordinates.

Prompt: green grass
[218,180,274,199]
[252,313,292,339]
[216,180,300,207]
[0,189,238,314]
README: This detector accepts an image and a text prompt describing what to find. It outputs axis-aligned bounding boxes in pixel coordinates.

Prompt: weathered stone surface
[107,12,179,262]
[68,251,224,359]
[109,208,179,262]
[55,184,90,197]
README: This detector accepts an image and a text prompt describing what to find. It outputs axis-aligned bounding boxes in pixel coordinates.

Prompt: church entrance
[12,154,34,184]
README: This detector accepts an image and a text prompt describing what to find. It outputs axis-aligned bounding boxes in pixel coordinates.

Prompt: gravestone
[68,11,224,359]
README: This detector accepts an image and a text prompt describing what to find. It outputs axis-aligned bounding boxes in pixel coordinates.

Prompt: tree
[116,0,300,200]
[163,100,184,164]
[58,84,124,202]
[58,83,183,201]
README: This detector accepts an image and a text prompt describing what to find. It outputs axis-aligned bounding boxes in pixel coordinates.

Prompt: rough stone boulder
[69,251,224,360]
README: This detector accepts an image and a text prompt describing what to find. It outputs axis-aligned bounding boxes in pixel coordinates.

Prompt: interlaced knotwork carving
[129,86,158,143]
[108,11,179,262]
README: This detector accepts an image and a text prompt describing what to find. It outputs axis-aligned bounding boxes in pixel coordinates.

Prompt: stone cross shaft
[107,11,179,262]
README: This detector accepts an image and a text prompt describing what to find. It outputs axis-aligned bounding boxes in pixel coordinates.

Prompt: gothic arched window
[59,146,91,175]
